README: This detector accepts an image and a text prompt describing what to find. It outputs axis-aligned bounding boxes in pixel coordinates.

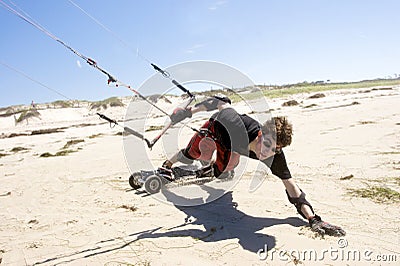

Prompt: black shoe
[157,167,174,181]
[195,165,213,178]
[172,167,196,178]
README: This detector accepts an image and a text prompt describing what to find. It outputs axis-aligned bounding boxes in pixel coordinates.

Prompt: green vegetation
[15,109,41,123]
[370,176,400,186]
[39,149,76,157]
[340,174,354,180]
[0,108,23,117]
[51,100,72,108]
[119,205,138,212]
[0,147,30,157]
[31,128,65,135]
[88,133,103,139]
[39,152,53,158]
[197,89,227,98]
[282,100,299,106]
[0,106,28,118]
[2,77,398,113]
[194,89,242,103]
[193,78,400,103]
[90,97,124,110]
[379,151,400,155]
[55,150,76,156]
[145,125,164,132]
[359,121,376,125]
[260,78,400,99]
[62,139,84,149]
[40,139,83,158]
[303,104,318,108]
[147,94,172,104]
[10,147,29,153]
[348,186,400,203]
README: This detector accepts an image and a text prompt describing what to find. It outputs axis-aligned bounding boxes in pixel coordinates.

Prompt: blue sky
[1,0,399,107]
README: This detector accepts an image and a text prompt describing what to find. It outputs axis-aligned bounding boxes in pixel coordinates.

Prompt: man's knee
[177,149,194,164]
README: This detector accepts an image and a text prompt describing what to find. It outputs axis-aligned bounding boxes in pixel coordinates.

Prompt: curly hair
[261,116,293,147]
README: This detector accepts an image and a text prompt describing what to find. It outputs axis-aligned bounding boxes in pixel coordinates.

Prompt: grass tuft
[40,149,76,157]
[10,147,29,153]
[359,121,375,125]
[39,152,54,158]
[62,139,84,149]
[348,186,400,203]
[261,78,400,99]
[51,100,72,108]
[88,133,103,139]
[15,109,41,123]
[145,125,164,132]
[90,97,124,110]
[55,150,76,156]
[340,174,354,180]
[119,205,138,212]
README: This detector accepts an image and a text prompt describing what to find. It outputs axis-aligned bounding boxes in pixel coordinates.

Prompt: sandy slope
[0,87,399,265]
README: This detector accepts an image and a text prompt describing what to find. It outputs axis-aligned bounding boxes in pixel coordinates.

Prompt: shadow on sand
[138,185,307,253]
[32,185,306,265]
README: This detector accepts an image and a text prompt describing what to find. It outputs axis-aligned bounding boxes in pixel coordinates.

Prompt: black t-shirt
[249,150,292,180]
[211,107,292,180]
[210,107,260,155]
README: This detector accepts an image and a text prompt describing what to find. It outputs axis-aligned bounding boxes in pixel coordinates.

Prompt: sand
[0,87,399,265]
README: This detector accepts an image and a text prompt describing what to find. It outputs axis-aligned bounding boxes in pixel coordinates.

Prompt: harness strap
[286,189,315,219]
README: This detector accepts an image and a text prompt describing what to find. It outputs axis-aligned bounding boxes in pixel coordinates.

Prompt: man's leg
[163,121,213,169]
[162,148,196,168]
[212,144,240,179]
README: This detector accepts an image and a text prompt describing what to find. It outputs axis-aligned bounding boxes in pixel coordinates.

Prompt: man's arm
[262,151,346,236]
[282,178,314,219]
[170,96,231,124]
[194,96,231,111]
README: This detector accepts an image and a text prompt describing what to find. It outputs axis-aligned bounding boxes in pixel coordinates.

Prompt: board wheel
[129,172,142,190]
[144,175,162,194]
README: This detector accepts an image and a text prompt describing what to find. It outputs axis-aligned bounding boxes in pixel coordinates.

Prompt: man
[163,95,345,237]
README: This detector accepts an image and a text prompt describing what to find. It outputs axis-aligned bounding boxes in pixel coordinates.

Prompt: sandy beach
[1,86,399,265]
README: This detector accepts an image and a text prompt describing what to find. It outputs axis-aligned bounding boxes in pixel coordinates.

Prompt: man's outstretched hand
[309,215,346,237]
[170,107,192,124]
[194,95,231,111]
